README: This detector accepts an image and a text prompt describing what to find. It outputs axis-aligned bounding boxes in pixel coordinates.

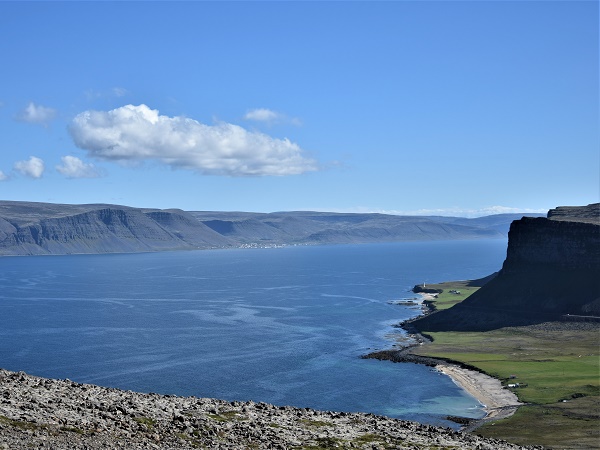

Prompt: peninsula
[411,203,600,330]
[369,203,599,448]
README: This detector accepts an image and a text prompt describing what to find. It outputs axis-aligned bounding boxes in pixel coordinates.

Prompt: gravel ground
[0,369,544,449]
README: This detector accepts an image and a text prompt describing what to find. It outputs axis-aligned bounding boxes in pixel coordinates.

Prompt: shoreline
[415,293,523,421]
[362,347,522,427]
[365,291,523,429]
[411,291,524,426]
[435,364,523,427]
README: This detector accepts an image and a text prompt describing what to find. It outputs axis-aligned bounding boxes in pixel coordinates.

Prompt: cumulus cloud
[0,170,7,181]
[15,102,57,126]
[69,104,317,176]
[14,156,45,179]
[56,156,102,179]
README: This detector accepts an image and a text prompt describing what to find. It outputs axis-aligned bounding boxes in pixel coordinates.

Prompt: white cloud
[244,108,280,122]
[56,156,102,179]
[401,206,548,218]
[0,170,7,181]
[311,206,548,218]
[15,102,57,126]
[244,108,302,126]
[14,156,45,179]
[112,87,128,97]
[69,104,317,176]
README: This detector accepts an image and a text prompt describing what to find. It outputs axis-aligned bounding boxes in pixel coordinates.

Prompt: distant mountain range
[0,200,543,256]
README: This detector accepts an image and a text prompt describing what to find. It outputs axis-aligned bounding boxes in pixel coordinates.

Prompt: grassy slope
[412,282,600,449]
[420,280,481,311]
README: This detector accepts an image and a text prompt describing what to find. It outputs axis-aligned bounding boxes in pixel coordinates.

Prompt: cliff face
[0,203,233,255]
[503,217,599,271]
[411,204,600,331]
[547,204,600,224]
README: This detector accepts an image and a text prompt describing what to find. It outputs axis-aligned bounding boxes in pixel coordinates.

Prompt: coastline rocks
[0,369,540,449]
[412,285,443,294]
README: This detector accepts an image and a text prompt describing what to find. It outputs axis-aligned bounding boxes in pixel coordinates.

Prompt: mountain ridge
[0,200,542,256]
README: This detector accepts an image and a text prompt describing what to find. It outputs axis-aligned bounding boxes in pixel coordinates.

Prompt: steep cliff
[0,202,232,255]
[411,204,600,331]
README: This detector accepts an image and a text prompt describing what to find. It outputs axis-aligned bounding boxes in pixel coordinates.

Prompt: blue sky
[0,1,597,216]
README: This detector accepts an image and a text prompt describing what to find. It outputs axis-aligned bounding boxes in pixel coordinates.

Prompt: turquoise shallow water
[0,239,507,428]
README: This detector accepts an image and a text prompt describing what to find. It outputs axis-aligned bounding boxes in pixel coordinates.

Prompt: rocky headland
[0,369,541,449]
[408,203,600,331]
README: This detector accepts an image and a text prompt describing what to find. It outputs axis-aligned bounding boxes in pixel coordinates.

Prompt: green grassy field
[411,282,600,449]
[419,280,481,311]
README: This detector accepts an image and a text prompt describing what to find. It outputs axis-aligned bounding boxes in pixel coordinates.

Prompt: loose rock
[0,369,542,449]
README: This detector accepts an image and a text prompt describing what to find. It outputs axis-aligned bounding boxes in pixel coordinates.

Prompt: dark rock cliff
[410,204,600,331]
[503,217,598,271]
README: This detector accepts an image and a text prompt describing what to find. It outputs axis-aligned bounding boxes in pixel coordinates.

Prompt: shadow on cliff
[411,205,600,332]
[411,266,600,332]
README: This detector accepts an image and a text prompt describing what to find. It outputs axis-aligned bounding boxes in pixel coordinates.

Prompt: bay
[0,239,507,427]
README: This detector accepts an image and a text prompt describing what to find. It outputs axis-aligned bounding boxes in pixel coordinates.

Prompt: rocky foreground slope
[0,369,539,449]
[411,203,600,331]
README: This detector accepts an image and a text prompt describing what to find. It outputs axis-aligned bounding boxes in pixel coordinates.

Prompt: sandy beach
[363,345,523,426]
[415,292,523,424]
[436,364,523,422]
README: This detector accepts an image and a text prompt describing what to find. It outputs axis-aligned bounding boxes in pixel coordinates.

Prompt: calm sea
[0,239,507,428]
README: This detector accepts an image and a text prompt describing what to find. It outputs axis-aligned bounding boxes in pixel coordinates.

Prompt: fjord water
[0,240,507,427]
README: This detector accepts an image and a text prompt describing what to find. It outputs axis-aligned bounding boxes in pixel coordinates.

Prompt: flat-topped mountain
[0,200,539,256]
[547,204,600,224]
[0,202,232,255]
[410,204,600,331]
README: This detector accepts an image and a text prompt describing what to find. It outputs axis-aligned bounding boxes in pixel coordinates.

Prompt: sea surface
[0,239,507,428]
